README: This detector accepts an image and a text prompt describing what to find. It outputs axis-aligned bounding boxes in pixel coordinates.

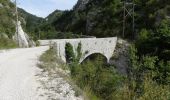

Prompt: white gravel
[37,68,83,100]
[0,46,49,100]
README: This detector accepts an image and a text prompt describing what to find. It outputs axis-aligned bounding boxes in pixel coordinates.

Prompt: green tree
[65,43,75,63]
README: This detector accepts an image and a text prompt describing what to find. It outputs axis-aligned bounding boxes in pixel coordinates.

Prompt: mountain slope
[18,8,44,40]
[50,0,170,38]
[52,0,122,37]
[46,10,63,24]
[0,0,44,40]
[18,8,44,33]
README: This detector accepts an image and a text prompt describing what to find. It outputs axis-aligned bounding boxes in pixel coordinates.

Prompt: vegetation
[0,0,170,99]
[0,37,17,49]
[71,58,124,100]
[17,0,168,41]
[0,0,44,48]
[18,8,44,40]
[65,42,123,99]
[116,45,170,100]
[0,0,16,38]
[48,0,170,38]
[64,40,170,99]
[38,47,64,72]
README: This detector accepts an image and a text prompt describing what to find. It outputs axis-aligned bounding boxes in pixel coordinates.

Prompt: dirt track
[0,46,49,100]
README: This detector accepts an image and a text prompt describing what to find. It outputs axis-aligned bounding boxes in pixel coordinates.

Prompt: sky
[12,0,78,18]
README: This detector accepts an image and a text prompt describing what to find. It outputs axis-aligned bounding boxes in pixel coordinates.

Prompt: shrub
[70,56,124,100]
[0,37,17,49]
[65,42,76,63]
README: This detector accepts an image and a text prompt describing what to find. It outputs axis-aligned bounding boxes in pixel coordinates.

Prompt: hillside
[52,0,122,37]
[49,0,170,38]
[0,0,16,38]
[0,0,170,99]
[0,0,44,40]
[18,8,44,39]
[46,10,63,24]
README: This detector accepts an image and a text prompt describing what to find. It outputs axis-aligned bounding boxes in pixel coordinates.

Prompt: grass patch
[38,47,66,72]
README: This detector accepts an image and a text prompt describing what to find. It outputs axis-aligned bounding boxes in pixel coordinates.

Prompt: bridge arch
[79,52,110,64]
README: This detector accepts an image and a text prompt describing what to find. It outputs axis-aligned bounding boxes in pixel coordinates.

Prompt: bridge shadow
[80,53,108,65]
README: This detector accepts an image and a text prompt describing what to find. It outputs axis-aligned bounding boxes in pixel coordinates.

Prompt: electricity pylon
[122,0,135,38]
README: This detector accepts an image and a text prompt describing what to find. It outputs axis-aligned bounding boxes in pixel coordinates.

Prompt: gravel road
[0,46,49,100]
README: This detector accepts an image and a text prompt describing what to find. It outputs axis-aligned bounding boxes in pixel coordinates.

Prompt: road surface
[0,46,49,100]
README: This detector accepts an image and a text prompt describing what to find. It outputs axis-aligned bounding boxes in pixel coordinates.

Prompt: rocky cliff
[74,0,90,11]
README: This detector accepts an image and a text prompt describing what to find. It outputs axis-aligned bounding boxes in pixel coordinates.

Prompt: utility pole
[122,0,135,38]
[15,0,19,46]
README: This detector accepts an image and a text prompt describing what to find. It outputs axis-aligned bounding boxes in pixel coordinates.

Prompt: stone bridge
[39,37,117,63]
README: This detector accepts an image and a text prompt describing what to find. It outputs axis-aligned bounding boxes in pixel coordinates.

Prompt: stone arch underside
[79,52,109,64]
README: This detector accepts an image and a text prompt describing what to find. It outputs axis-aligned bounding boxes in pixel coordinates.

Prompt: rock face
[110,38,130,75]
[74,0,90,11]
[13,21,35,48]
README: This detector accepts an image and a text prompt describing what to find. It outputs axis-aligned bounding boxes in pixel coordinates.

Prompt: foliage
[0,37,17,49]
[136,19,170,60]
[0,0,15,38]
[65,43,76,63]
[38,47,65,71]
[76,42,82,61]
[0,0,44,40]
[125,45,170,99]
[70,57,123,100]
[46,10,63,24]
[47,0,170,38]
[65,42,83,63]
[64,42,124,99]
[52,0,122,37]
[113,75,170,100]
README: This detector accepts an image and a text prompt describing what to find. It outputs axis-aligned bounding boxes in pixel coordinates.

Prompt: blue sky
[12,0,78,18]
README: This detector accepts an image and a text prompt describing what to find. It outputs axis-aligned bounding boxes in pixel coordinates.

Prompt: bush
[65,42,76,63]
[70,56,124,100]
[126,45,170,99]
[0,37,17,49]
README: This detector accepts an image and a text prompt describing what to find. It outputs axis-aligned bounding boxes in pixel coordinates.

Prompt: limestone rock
[13,21,35,48]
